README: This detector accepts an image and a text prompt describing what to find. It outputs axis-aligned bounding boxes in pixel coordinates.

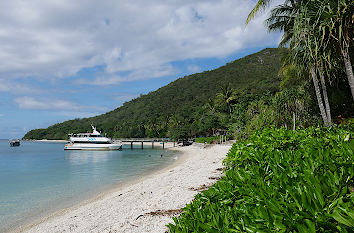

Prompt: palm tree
[216,84,234,116]
[289,0,354,123]
[246,0,274,25]
[205,98,216,113]
[286,0,335,125]
[246,0,303,24]
[249,0,354,100]
[247,0,354,125]
[265,1,298,47]
[247,0,334,125]
[320,0,354,100]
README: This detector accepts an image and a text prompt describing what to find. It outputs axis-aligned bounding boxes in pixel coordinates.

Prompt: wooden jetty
[114,138,173,149]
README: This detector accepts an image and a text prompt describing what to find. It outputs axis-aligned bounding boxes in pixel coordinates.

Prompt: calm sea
[0,140,177,232]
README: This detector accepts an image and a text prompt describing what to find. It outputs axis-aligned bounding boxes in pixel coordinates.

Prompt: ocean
[0,140,177,232]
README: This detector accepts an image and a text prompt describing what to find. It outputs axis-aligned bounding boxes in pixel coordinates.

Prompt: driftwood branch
[136,209,183,220]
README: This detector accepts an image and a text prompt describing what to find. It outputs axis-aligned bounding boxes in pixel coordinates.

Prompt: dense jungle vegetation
[23,48,290,140]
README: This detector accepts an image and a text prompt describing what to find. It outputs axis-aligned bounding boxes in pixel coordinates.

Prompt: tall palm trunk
[342,45,354,101]
[318,64,331,124]
[311,66,329,126]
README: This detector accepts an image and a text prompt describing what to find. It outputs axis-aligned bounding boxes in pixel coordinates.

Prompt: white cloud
[0,79,41,94]
[0,114,4,117]
[75,64,178,85]
[0,0,280,84]
[187,65,201,73]
[14,96,106,112]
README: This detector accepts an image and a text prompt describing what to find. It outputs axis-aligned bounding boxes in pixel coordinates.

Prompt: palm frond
[246,0,273,25]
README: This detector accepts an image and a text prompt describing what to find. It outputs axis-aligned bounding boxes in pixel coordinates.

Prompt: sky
[0,0,282,139]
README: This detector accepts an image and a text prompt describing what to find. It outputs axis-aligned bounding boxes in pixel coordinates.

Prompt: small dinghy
[10,139,20,147]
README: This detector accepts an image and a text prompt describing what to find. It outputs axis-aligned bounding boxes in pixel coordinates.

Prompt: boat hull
[10,141,20,147]
[64,143,122,151]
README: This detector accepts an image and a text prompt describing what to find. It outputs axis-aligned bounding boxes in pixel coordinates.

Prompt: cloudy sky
[0,0,281,138]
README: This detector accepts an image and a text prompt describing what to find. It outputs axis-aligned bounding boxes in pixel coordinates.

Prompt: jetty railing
[112,138,172,149]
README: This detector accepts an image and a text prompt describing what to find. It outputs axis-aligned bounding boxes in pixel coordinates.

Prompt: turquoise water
[0,140,177,232]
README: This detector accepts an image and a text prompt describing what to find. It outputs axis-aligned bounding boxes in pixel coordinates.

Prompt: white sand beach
[18,143,231,233]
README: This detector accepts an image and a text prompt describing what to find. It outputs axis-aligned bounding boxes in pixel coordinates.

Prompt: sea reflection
[65,150,119,165]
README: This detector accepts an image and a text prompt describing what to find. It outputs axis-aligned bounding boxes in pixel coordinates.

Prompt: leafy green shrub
[343,118,354,131]
[168,126,354,232]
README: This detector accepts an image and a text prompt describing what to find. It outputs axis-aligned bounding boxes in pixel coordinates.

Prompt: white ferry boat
[64,125,122,150]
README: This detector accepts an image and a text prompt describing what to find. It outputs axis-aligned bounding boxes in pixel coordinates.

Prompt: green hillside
[23,48,286,140]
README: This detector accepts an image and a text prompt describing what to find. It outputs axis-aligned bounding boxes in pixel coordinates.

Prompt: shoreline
[9,142,179,233]
[15,143,230,233]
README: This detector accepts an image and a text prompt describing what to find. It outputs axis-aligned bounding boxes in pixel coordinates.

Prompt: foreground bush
[168,127,354,232]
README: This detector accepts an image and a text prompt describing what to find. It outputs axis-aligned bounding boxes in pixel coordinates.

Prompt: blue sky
[0,0,281,139]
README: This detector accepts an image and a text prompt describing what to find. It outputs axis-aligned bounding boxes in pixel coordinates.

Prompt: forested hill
[23,48,286,140]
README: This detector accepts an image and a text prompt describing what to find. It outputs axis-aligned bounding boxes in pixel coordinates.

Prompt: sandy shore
[18,143,231,233]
